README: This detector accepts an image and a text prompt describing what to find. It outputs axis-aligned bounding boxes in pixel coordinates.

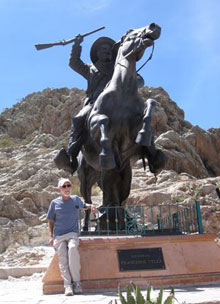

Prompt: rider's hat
[90,37,117,64]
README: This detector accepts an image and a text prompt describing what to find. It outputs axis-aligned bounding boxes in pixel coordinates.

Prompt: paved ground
[1,273,220,304]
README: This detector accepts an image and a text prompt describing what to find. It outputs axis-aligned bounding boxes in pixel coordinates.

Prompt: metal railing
[79,201,203,236]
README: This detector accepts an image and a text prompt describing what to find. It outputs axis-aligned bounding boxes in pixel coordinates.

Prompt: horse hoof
[135,130,152,147]
[82,225,88,232]
[99,153,116,169]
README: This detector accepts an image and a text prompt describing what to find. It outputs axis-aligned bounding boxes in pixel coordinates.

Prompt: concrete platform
[43,233,220,294]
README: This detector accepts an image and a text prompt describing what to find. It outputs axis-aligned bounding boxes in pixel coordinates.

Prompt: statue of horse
[78,23,167,231]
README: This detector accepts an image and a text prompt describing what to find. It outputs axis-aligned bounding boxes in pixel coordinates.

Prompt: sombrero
[90,37,117,64]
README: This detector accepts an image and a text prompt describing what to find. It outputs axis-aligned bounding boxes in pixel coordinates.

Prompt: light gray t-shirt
[46,195,85,238]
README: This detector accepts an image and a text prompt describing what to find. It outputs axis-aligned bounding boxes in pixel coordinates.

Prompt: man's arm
[69,35,90,79]
[48,220,55,247]
[83,203,91,210]
[83,204,97,215]
[77,196,97,214]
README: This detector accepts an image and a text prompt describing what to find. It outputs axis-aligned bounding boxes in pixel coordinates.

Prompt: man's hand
[75,34,84,45]
[83,204,98,215]
[91,205,98,215]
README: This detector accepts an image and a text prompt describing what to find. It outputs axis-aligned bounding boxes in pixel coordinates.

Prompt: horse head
[114,23,161,62]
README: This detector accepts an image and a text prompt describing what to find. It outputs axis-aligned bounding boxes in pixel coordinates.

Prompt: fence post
[150,206,155,234]
[195,201,203,234]
[184,207,190,234]
[176,204,182,233]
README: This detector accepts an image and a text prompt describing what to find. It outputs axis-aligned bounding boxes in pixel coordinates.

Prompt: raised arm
[69,35,90,79]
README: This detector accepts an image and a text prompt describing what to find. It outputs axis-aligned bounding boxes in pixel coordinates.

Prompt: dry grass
[70,178,101,197]
[0,136,17,148]
[0,158,16,167]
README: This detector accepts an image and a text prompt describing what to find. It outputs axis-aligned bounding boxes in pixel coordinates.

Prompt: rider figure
[54,35,118,174]
[54,34,163,175]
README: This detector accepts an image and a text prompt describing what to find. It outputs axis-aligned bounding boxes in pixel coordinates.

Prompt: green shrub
[175,197,185,203]
[110,283,177,304]
[0,136,17,148]
[194,186,201,199]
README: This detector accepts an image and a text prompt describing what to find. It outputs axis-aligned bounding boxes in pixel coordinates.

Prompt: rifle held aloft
[35,26,105,51]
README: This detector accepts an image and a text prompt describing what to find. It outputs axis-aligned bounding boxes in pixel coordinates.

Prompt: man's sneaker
[73,281,82,293]
[65,286,73,296]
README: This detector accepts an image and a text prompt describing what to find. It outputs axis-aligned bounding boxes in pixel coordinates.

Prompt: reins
[136,42,155,72]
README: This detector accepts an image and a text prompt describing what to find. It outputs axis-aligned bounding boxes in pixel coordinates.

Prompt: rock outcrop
[0,86,219,258]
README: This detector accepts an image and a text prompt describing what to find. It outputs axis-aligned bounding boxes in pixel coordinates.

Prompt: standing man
[54,35,118,174]
[47,178,95,296]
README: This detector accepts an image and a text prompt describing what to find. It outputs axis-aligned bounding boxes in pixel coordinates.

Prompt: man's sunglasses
[62,184,71,188]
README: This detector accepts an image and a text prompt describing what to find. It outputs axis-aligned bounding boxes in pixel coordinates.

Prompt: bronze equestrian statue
[54,32,144,174]
[55,23,167,231]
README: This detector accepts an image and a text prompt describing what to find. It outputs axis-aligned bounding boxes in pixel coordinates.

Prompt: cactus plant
[110,283,176,304]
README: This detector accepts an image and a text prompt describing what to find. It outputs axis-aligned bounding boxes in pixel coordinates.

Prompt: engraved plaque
[117,247,166,271]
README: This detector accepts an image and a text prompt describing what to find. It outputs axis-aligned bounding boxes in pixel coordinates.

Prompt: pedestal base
[42,234,220,294]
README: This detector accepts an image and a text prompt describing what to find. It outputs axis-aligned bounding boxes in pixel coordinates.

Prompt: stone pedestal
[42,233,220,294]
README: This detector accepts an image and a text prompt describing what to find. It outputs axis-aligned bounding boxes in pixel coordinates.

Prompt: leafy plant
[109,283,178,304]
[175,197,185,203]
[194,186,201,200]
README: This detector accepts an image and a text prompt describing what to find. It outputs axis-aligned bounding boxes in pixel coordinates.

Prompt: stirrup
[54,148,78,175]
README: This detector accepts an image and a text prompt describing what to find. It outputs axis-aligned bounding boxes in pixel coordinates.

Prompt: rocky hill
[0,86,219,262]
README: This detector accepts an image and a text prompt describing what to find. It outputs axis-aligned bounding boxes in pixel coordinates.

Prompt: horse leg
[90,114,116,169]
[135,98,156,146]
[144,138,168,174]
[116,163,132,230]
[77,153,100,231]
[99,163,132,230]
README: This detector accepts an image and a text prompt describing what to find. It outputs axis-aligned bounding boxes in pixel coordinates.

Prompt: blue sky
[0,0,219,130]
